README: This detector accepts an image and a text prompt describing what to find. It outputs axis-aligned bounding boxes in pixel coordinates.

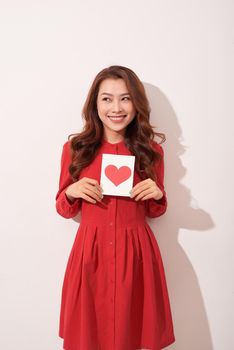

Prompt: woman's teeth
[108,115,126,121]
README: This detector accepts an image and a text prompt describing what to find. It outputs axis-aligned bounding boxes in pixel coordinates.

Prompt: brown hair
[67,65,166,182]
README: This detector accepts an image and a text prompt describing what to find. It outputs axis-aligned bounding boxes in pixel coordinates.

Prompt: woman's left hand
[130,178,164,201]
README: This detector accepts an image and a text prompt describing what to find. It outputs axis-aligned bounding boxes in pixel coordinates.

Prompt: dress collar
[101,138,126,147]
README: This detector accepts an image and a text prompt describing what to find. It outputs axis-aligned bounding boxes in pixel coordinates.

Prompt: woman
[55,65,175,350]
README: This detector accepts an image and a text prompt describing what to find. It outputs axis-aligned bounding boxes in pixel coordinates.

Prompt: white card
[100,153,135,197]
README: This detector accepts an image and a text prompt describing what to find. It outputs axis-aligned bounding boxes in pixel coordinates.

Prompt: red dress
[55,137,175,350]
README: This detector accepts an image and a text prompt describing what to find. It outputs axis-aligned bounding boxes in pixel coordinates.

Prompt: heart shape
[105,164,131,186]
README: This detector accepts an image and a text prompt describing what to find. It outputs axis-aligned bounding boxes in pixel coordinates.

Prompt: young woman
[55,65,175,350]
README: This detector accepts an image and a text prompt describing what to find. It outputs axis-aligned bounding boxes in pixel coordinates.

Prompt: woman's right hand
[65,177,103,204]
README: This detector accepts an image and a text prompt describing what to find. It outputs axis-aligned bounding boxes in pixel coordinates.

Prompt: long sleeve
[55,140,82,219]
[145,141,168,218]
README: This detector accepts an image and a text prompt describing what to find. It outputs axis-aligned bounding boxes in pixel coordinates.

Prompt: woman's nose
[112,101,122,113]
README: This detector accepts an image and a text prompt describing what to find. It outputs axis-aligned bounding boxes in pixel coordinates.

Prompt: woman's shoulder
[150,139,164,155]
[63,139,71,147]
[61,138,73,151]
[59,140,72,160]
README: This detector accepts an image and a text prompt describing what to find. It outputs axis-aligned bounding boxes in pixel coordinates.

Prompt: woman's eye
[102,97,131,101]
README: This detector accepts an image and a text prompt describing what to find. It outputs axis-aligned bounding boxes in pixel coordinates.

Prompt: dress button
[109,241,113,245]
[110,222,113,226]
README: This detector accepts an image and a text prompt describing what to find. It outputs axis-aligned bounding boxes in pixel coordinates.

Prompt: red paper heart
[105,164,131,186]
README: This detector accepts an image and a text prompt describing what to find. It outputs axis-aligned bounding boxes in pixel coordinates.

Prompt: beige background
[0,1,233,349]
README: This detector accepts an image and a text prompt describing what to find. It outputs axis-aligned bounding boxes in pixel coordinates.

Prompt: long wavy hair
[67,65,166,183]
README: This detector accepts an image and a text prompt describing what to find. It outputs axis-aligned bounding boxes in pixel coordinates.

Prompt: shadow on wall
[144,82,214,350]
[72,82,214,350]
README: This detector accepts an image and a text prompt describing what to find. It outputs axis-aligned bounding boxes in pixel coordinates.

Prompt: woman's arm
[55,140,82,219]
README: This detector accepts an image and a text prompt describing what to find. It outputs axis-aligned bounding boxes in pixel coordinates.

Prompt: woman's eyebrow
[100,92,130,96]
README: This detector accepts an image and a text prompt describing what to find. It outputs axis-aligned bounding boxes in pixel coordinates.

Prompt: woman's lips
[108,115,127,122]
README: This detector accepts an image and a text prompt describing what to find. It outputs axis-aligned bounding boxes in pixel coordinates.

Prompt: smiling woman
[55,65,175,350]
[97,78,136,137]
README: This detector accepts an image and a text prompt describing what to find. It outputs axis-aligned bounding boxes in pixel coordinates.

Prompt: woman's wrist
[153,190,164,201]
[65,193,77,203]
[65,187,77,203]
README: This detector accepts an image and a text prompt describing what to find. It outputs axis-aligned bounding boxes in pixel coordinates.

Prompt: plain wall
[0,1,233,349]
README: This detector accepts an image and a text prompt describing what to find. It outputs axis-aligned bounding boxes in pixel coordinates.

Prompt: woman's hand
[65,177,103,204]
[130,178,163,201]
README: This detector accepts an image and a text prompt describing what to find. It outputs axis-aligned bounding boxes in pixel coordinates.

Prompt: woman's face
[96,78,136,138]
